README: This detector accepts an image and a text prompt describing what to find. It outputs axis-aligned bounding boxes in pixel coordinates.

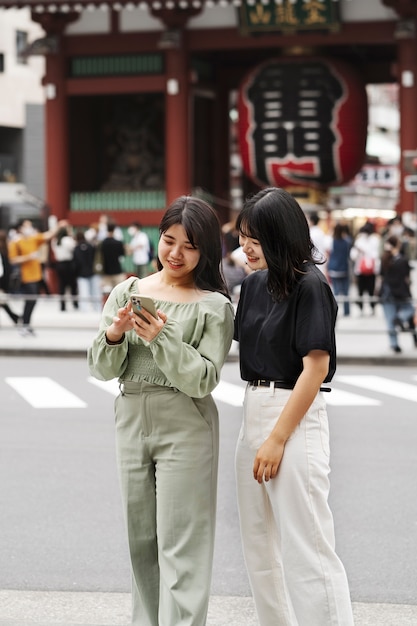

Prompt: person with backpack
[350,221,381,315]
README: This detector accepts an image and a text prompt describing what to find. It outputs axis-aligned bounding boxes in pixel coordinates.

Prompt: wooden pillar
[43,49,69,220]
[397,33,417,214]
[32,12,79,221]
[150,7,202,207]
[164,41,191,206]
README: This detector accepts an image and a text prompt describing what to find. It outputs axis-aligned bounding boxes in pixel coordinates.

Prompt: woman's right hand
[105,302,135,342]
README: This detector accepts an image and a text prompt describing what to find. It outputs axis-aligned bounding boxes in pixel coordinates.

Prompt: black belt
[249,379,331,393]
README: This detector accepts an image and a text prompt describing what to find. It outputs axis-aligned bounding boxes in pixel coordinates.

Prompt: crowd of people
[306,211,417,353]
[1,205,416,354]
[0,215,154,336]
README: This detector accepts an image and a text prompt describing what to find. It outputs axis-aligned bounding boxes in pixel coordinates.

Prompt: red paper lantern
[238,57,368,189]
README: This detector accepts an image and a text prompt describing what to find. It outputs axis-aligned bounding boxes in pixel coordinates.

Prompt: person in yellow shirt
[8,218,67,336]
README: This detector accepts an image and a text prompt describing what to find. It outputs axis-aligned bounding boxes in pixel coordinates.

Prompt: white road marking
[5,377,87,409]
[336,375,417,403]
[214,381,380,408]
[212,381,245,407]
[88,377,120,396]
[88,377,247,407]
[325,388,380,407]
[6,375,415,410]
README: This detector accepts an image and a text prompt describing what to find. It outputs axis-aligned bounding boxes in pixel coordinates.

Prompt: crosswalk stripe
[4,375,415,410]
[5,377,87,409]
[336,375,417,403]
[87,377,247,407]
[212,382,380,408]
[325,388,380,407]
[212,381,245,407]
[88,377,119,396]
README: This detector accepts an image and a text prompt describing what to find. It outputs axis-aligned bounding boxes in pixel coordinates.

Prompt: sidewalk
[1,296,417,364]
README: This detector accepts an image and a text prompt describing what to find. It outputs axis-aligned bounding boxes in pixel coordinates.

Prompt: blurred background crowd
[1,208,416,351]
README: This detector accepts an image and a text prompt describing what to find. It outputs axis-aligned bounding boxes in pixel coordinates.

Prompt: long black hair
[157,196,230,299]
[236,187,315,300]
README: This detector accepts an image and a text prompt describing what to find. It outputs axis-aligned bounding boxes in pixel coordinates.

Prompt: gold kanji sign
[239,0,341,35]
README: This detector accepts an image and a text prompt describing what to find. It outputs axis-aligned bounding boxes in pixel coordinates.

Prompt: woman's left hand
[131,307,166,342]
[253,437,284,484]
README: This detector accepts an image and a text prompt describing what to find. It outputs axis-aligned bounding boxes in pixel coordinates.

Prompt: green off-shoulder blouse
[88,277,235,399]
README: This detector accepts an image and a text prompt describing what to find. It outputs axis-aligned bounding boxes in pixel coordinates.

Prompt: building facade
[0,0,415,230]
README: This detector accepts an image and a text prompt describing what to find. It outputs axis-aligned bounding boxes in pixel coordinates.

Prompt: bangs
[159,209,198,248]
[237,215,261,241]
[182,213,199,249]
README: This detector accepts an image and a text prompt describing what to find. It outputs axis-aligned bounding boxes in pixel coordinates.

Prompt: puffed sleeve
[87,281,131,381]
[147,297,234,398]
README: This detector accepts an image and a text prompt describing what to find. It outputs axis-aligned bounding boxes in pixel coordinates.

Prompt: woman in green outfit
[88,196,234,626]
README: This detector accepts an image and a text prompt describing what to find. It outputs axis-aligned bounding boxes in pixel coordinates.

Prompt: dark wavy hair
[236,187,315,300]
[157,196,230,299]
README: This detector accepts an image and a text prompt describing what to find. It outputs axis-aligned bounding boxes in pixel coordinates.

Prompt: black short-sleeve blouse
[234,265,337,384]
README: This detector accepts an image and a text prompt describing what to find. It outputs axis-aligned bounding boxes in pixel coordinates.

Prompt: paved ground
[1,589,417,626]
[1,295,417,625]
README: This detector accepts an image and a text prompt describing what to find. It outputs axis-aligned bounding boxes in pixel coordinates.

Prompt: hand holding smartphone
[130,294,158,324]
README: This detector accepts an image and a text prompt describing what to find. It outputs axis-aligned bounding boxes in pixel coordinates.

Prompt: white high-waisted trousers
[235,383,354,626]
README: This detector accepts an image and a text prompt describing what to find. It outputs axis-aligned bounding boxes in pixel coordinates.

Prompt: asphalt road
[1,357,417,608]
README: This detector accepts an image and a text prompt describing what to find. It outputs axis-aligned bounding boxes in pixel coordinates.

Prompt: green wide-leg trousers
[114,381,219,626]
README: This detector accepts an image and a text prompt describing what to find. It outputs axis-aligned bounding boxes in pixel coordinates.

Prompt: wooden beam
[58,21,397,58]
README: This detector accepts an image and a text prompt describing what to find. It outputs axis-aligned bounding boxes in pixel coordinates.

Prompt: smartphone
[130,294,158,324]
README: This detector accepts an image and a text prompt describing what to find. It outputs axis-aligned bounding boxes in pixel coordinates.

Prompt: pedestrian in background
[97,214,124,242]
[308,211,331,274]
[37,237,51,296]
[73,231,102,312]
[51,225,78,312]
[8,218,66,336]
[127,221,151,278]
[88,196,234,626]
[221,218,251,301]
[233,187,354,626]
[100,222,126,303]
[327,222,352,317]
[379,235,417,353]
[350,221,381,315]
[0,229,20,325]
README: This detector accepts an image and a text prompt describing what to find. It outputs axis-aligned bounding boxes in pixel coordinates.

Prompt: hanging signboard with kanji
[239,0,341,35]
[238,56,368,189]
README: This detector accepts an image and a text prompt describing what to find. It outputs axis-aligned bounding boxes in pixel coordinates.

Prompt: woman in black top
[234,188,353,626]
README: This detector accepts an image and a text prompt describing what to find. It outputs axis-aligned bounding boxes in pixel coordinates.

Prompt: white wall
[66,8,110,35]
[341,0,397,22]
[0,8,45,128]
